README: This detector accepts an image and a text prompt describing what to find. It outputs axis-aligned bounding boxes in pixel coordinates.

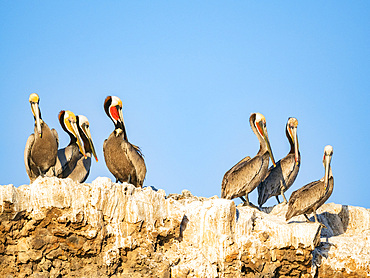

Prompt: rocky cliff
[0,177,369,277]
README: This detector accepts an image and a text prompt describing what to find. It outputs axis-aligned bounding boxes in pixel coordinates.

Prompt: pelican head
[59,110,86,158]
[29,93,43,137]
[323,145,333,190]
[104,96,124,125]
[104,96,127,139]
[77,115,98,162]
[287,117,299,165]
[250,113,276,167]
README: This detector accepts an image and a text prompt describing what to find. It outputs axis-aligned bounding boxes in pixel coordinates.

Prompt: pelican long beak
[118,106,128,141]
[265,135,276,167]
[323,154,331,191]
[118,106,125,126]
[292,127,299,165]
[260,122,276,167]
[31,102,42,137]
[84,126,98,162]
[71,121,86,158]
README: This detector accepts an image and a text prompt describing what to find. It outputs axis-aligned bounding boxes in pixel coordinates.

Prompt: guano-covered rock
[0,177,368,277]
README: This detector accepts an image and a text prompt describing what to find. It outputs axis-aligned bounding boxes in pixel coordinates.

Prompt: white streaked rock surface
[0,177,368,277]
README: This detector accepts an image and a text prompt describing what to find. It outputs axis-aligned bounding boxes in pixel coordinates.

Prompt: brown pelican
[103,96,146,187]
[286,145,334,224]
[24,93,58,182]
[54,110,86,179]
[221,113,276,206]
[61,115,98,183]
[257,117,300,206]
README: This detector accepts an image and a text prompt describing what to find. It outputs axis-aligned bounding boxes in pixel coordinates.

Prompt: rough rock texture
[0,177,368,277]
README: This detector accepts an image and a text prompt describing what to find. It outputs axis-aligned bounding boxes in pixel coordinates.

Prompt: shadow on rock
[316,205,349,237]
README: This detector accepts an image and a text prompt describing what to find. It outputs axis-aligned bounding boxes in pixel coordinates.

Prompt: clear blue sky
[1,2,369,208]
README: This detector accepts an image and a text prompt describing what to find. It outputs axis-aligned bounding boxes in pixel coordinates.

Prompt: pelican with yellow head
[24,93,59,182]
[53,110,87,179]
[62,114,98,183]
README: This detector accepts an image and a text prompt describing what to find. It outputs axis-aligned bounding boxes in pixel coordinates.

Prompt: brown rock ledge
[0,177,368,277]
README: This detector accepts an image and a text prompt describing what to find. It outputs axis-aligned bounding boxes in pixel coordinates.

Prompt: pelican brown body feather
[286,145,334,224]
[285,176,334,221]
[103,96,146,187]
[65,153,92,183]
[258,118,300,206]
[222,153,270,200]
[221,113,276,206]
[65,115,98,183]
[54,111,87,180]
[104,129,146,186]
[25,94,58,182]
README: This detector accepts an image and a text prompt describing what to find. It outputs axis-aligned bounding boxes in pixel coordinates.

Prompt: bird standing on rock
[221,113,276,207]
[58,115,98,183]
[103,96,146,187]
[258,117,300,206]
[286,145,334,225]
[53,110,87,180]
[24,93,59,182]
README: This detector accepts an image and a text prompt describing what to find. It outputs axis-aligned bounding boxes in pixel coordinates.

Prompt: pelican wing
[131,143,144,157]
[279,154,298,187]
[286,179,327,220]
[55,145,81,177]
[222,156,251,192]
[222,155,262,199]
[66,154,92,183]
[228,156,252,174]
[122,141,147,187]
[24,134,37,182]
[51,128,59,146]
[258,154,298,206]
[258,160,283,206]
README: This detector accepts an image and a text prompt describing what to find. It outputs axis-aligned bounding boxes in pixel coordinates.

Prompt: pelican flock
[23,93,335,228]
